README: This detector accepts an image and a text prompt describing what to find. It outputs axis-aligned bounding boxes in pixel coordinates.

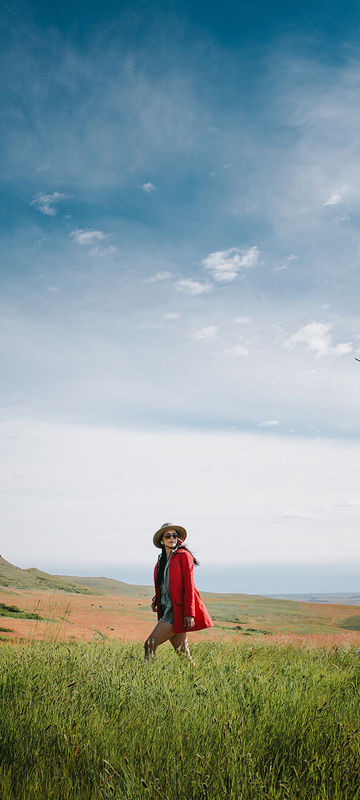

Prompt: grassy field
[1,639,359,800]
[2,554,360,644]
[2,584,360,645]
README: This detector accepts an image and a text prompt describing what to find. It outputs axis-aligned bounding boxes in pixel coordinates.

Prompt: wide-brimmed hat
[153,522,187,549]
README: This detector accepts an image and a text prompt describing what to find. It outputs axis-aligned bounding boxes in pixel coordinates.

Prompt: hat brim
[153,524,187,548]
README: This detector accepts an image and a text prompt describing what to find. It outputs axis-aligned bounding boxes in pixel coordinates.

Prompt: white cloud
[30,192,66,216]
[274,254,298,273]
[333,342,353,356]
[3,420,360,582]
[89,245,118,257]
[202,245,259,283]
[324,192,343,206]
[141,182,155,193]
[148,271,172,282]
[70,229,107,245]
[163,312,180,319]
[224,344,249,357]
[259,420,280,427]
[332,214,350,224]
[233,316,252,325]
[285,322,352,358]
[190,325,218,341]
[175,279,212,295]
[35,163,51,172]
[285,322,330,357]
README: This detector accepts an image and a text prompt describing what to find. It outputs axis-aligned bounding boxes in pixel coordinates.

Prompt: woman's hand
[184,616,195,629]
[151,596,157,613]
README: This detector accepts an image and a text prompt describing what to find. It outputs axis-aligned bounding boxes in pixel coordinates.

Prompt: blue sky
[1,1,360,590]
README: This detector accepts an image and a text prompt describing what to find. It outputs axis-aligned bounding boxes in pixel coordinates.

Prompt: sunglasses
[164,532,179,540]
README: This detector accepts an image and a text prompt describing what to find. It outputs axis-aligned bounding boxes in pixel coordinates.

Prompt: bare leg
[144,619,174,659]
[170,632,193,662]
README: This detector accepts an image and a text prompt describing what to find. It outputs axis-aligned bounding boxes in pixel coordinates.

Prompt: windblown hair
[156,542,200,587]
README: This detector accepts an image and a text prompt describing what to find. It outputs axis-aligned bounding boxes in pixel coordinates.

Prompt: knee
[144,636,154,658]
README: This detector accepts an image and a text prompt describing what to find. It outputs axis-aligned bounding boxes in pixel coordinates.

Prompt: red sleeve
[180,551,195,617]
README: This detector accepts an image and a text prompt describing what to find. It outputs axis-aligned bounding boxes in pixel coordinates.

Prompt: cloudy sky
[1,0,360,592]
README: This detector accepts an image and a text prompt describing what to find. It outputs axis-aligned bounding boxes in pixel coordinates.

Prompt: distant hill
[55,575,152,597]
[0,556,94,594]
[266,593,360,606]
[0,556,151,596]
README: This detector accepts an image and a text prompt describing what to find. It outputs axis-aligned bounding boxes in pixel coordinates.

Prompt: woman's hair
[156,542,200,587]
[180,543,200,567]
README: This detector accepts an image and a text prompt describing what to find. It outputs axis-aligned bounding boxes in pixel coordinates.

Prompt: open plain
[1,559,360,799]
[1,584,360,649]
[1,555,360,647]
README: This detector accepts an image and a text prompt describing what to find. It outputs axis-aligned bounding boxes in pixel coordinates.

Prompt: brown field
[0,589,156,643]
[0,589,221,644]
[1,586,360,649]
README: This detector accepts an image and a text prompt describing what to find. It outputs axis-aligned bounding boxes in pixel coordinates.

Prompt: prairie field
[1,639,360,800]
[1,585,360,645]
[1,574,360,800]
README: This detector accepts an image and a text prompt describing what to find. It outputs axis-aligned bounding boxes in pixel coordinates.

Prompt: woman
[144,522,213,660]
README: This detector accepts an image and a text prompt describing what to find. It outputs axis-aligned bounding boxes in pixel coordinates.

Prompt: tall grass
[0,640,359,799]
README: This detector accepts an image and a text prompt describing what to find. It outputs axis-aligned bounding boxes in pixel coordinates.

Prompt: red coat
[154,547,213,634]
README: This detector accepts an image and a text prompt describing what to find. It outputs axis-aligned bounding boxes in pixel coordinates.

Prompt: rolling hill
[0,556,94,594]
[0,556,150,596]
[55,574,151,596]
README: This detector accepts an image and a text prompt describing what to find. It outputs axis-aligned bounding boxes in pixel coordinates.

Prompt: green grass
[0,640,359,800]
[61,576,153,596]
[204,593,348,634]
[0,603,42,620]
[339,614,360,631]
